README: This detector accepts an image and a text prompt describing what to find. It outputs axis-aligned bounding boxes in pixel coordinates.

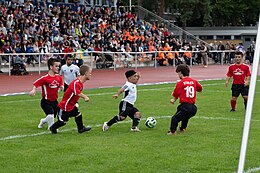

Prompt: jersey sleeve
[226,66,233,77]
[58,76,64,87]
[245,66,251,76]
[196,81,203,92]
[121,82,129,90]
[73,81,82,95]
[33,76,45,88]
[172,82,182,99]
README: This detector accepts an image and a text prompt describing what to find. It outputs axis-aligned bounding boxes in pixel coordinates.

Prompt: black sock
[132,118,140,128]
[52,120,66,129]
[75,114,84,130]
[107,115,120,126]
[244,101,247,110]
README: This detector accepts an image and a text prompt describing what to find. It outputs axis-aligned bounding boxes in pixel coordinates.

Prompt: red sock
[231,100,236,110]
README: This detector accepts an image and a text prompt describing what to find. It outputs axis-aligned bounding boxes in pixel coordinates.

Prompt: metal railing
[0,50,237,76]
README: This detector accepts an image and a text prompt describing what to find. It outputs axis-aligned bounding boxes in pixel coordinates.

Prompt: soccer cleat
[49,126,57,134]
[130,127,141,132]
[102,122,109,131]
[167,130,177,135]
[38,119,45,129]
[78,126,92,133]
[230,109,236,112]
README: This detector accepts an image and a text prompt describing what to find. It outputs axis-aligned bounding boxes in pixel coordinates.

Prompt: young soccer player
[225,51,251,111]
[102,70,141,132]
[168,64,202,135]
[49,65,92,134]
[60,54,80,92]
[29,58,64,129]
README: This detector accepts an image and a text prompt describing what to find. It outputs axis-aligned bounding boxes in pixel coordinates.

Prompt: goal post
[237,16,260,173]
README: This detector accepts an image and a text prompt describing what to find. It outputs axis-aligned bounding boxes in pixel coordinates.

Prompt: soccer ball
[145,117,157,128]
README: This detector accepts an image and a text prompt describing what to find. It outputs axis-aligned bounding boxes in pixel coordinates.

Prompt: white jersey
[122,81,137,105]
[60,64,80,85]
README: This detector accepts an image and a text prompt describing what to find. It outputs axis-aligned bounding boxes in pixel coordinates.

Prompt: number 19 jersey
[172,77,202,104]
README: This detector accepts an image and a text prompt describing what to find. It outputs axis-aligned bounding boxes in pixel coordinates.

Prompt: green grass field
[0,79,260,173]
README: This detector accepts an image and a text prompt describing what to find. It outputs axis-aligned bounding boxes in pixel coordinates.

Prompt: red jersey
[33,74,63,101]
[172,77,202,104]
[58,78,83,112]
[226,63,251,84]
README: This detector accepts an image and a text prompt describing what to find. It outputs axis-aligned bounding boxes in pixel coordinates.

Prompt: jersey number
[184,86,195,98]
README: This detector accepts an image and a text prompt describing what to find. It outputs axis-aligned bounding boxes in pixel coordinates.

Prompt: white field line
[245,167,260,173]
[1,115,259,141]
[0,80,226,97]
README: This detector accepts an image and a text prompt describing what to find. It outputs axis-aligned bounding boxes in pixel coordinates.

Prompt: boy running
[102,70,142,132]
[49,65,92,134]
[29,58,64,129]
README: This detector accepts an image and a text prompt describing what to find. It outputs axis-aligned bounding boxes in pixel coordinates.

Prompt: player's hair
[235,51,243,57]
[47,58,60,70]
[176,64,190,76]
[79,65,90,75]
[125,70,136,78]
[66,54,73,60]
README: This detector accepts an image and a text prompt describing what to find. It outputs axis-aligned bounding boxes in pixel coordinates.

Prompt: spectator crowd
[0,0,256,73]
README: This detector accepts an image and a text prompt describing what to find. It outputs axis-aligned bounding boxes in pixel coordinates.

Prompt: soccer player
[168,64,203,135]
[225,51,251,111]
[49,65,92,134]
[29,58,64,129]
[60,54,80,92]
[102,70,141,132]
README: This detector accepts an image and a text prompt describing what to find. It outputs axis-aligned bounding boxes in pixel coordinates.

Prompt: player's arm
[170,97,178,105]
[244,76,250,86]
[60,76,65,91]
[196,81,203,92]
[29,85,37,96]
[225,76,231,87]
[170,83,181,104]
[113,88,124,99]
[78,92,89,102]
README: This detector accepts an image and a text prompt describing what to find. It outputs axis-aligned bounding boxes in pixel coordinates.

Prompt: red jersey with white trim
[226,63,251,84]
[58,78,83,111]
[33,74,63,101]
[172,77,202,104]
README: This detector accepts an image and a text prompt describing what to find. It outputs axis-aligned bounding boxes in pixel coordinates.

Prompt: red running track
[0,65,259,95]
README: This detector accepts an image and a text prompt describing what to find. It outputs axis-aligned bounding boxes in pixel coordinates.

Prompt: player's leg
[39,99,55,129]
[241,85,249,110]
[230,84,240,111]
[180,104,197,131]
[103,101,129,131]
[72,107,92,133]
[50,109,67,134]
[168,105,186,134]
[128,107,141,132]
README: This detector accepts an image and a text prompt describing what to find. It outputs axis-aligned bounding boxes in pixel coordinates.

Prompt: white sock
[45,114,54,129]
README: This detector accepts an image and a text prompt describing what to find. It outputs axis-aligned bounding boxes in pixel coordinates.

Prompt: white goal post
[237,16,260,173]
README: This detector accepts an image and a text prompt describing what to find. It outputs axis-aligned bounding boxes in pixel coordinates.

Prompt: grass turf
[0,79,259,173]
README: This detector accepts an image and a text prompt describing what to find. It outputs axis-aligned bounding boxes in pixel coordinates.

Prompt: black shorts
[231,84,249,97]
[64,83,69,92]
[40,98,58,117]
[58,107,80,122]
[119,101,139,118]
[175,103,197,120]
